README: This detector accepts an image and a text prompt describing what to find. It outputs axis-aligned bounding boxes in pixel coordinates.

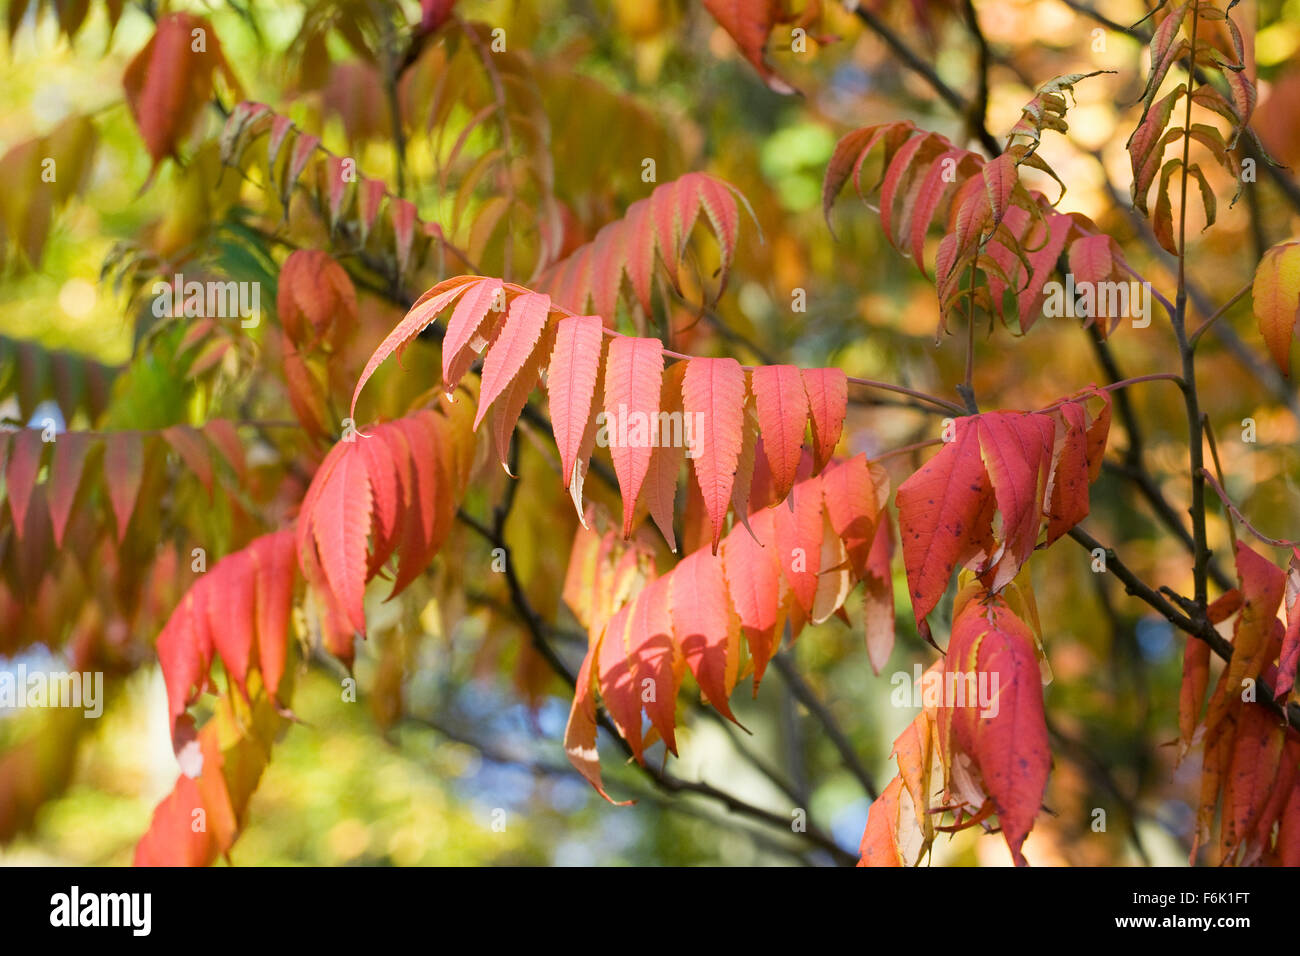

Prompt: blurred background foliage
[2,0,1299,865]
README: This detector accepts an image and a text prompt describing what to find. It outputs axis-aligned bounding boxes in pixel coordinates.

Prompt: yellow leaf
[1252,240,1300,376]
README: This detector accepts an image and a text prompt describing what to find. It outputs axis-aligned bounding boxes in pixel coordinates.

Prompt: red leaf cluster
[860,593,1049,866]
[562,455,893,800]
[895,391,1110,642]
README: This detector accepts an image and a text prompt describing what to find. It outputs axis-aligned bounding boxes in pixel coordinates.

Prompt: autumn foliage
[4,0,1300,868]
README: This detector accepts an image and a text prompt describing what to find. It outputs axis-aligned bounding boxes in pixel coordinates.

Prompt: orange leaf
[682,357,748,553]
[751,364,809,502]
[122,13,241,182]
[475,292,552,430]
[547,314,605,489]
[946,597,1050,866]
[701,0,798,95]
[603,336,665,537]
[799,367,846,474]
[895,419,991,640]
[1252,240,1300,376]
[670,549,741,722]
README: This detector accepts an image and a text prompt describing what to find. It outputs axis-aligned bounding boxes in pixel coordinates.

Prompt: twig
[1067,526,1300,732]
[1189,280,1252,349]
[848,1,1001,156]
[456,504,857,863]
[1201,468,1297,550]
[770,652,879,799]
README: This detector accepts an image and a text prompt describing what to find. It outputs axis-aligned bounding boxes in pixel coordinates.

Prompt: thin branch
[1067,526,1300,732]
[960,0,993,154]
[847,376,968,415]
[770,652,879,799]
[1171,1,1211,615]
[405,710,824,865]
[871,437,944,465]
[456,503,857,863]
[1201,468,1297,550]
[848,1,1001,156]
[1189,280,1252,349]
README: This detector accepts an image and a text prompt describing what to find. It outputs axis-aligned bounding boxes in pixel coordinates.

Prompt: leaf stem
[596,327,968,415]
[870,437,945,464]
[1200,467,1297,550]
[1188,279,1252,350]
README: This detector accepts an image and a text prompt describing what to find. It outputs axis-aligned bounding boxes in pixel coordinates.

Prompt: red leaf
[643,362,689,551]
[358,178,386,243]
[975,412,1054,590]
[1045,402,1090,546]
[1278,548,1300,701]
[547,314,604,488]
[351,275,480,418]
[603,336,665,537]
[1068,233,1113,287]
[625,576,681,754]
[205,549,257,700]
[722,506,784,691]
[156,586,211,748]
[1280,783,1300,866]
[701,0,798,94]
[122,13,241,181]
[133,771,217,867]
[772,483,824,617]
[476,292,552,429]
[104,431,145,543]
[751,364,809,502]
[5,428,44,538]
[597,602,644,760]
[303,442,373,634]
[821,452,883,549]
[670,549,741,722]
[442,276,505,391]
[946,597,1049,866]
[253,529,296,702]
[420,0,457,32]
[48,431,91,547]
[489,321,555,470]
[277,249,358,350]
[386,414,453,597]
[536,174,749,316]
[1222,703,1286,860]
[563,642,633,806]
[857,776,907,867]
[895,419,991,639]
[682,357,748,553]
[799,367,846,474]
[1215,542,1286,722]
